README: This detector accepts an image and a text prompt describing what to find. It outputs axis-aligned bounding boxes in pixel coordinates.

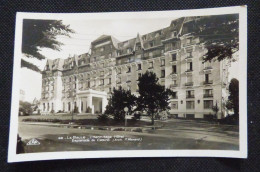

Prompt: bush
[97,113,109,123]
[86,106,92,113]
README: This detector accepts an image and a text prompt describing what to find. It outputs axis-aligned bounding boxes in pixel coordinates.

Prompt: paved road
[18,119,239,153]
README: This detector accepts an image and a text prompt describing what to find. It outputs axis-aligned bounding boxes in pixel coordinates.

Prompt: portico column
[78,98,82,113]
[102,97,108,113]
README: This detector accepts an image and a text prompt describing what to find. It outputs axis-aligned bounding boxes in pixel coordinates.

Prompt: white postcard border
[8,6,247,162]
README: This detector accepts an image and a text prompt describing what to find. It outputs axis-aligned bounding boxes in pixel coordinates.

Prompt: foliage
[22,19,74,72]
[97,113,109,123]
[16,135,25,154]
[85,106,92,113]
[104,86,137,121]
[136,71,173,125]
[228,78,239,118]
[19,101,33,116]
[195,14,239,62]
[73,106,79,113]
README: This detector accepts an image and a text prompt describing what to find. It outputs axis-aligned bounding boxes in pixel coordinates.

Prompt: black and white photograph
[8,6,247,162]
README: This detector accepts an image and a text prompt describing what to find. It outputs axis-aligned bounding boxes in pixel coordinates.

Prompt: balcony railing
[204,66,213,70]
[203,80,213,85]
[185,69,193,73]
[185,56,193,59]
[170,84,178,88]
[186,95,195,98]
[203,94,213,98]
[185,82,193,86]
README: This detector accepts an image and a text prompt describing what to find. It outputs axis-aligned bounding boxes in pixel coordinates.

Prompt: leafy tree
[104,86,137,121]
[228,78,239,118]
[19,101,33,115]
[137,71,173,125]
[194,14,239,62]
[22,19,74,72]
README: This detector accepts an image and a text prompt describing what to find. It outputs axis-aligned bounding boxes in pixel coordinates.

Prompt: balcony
[170,84,178,88]
[186,95,195,98]
[203,80,213,85]
[185,69,193,74]
[203,94,213,98]
[185,82,193,86]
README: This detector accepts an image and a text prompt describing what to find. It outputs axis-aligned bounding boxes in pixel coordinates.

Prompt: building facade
[40,17,231,119]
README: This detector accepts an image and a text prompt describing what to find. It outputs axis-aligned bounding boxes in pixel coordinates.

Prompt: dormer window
[149,42,154,47]
[143,35,147,41]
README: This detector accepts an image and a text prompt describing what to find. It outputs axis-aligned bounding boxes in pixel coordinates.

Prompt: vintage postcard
[8,6,247,162]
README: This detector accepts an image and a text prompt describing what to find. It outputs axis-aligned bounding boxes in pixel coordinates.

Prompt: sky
[21,17,176,102]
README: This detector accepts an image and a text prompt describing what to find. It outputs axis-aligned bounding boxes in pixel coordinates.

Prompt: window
[118,68,121,74]
[172,92,178,99]
[171,54,177,61]
[161,70,165,78]
[187,51,192,58]
[138,64,142,70]
[100,79,104,85]
[109,69,112,75]
[109,87,112,93]
[172,65,177,74]
[47,103,50,111]
[81,101,83,111]
[117,77,121,84]
[187,62,193,71]
[186,37,192,44]
[171,101,178,109]
[69,77,72,82]
[87,81,90,88]
[94,57,96,62]
[204,89,213,97]
[149,61,153,68]
[204,100,213,109]
[109,78,111,84]
[187,75,193,83]
[43,103,45,111]
[138,73,142,80]
[127,48,132,53]
[186,101,195,109]
[186,90,194,98]
[127,66,131,73]
[74,83,76,89]
[149,42,154,47]
[205,74,209,82]
[68,102,71,111]
[161,59,165,66]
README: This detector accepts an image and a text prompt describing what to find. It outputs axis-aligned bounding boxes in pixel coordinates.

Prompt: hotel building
[40,16,231,119]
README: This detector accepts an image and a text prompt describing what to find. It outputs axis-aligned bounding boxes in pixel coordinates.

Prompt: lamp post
[124,107,129,128]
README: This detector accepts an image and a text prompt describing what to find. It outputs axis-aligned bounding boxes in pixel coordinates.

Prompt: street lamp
[124,107,129,128]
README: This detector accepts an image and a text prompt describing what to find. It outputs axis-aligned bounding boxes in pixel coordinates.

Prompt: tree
[104,86,137,121]
[22,19,74,72]
[194,14,239,62]
[137,71,173,125]
[228,78,239,118]
[19,101,33,115]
